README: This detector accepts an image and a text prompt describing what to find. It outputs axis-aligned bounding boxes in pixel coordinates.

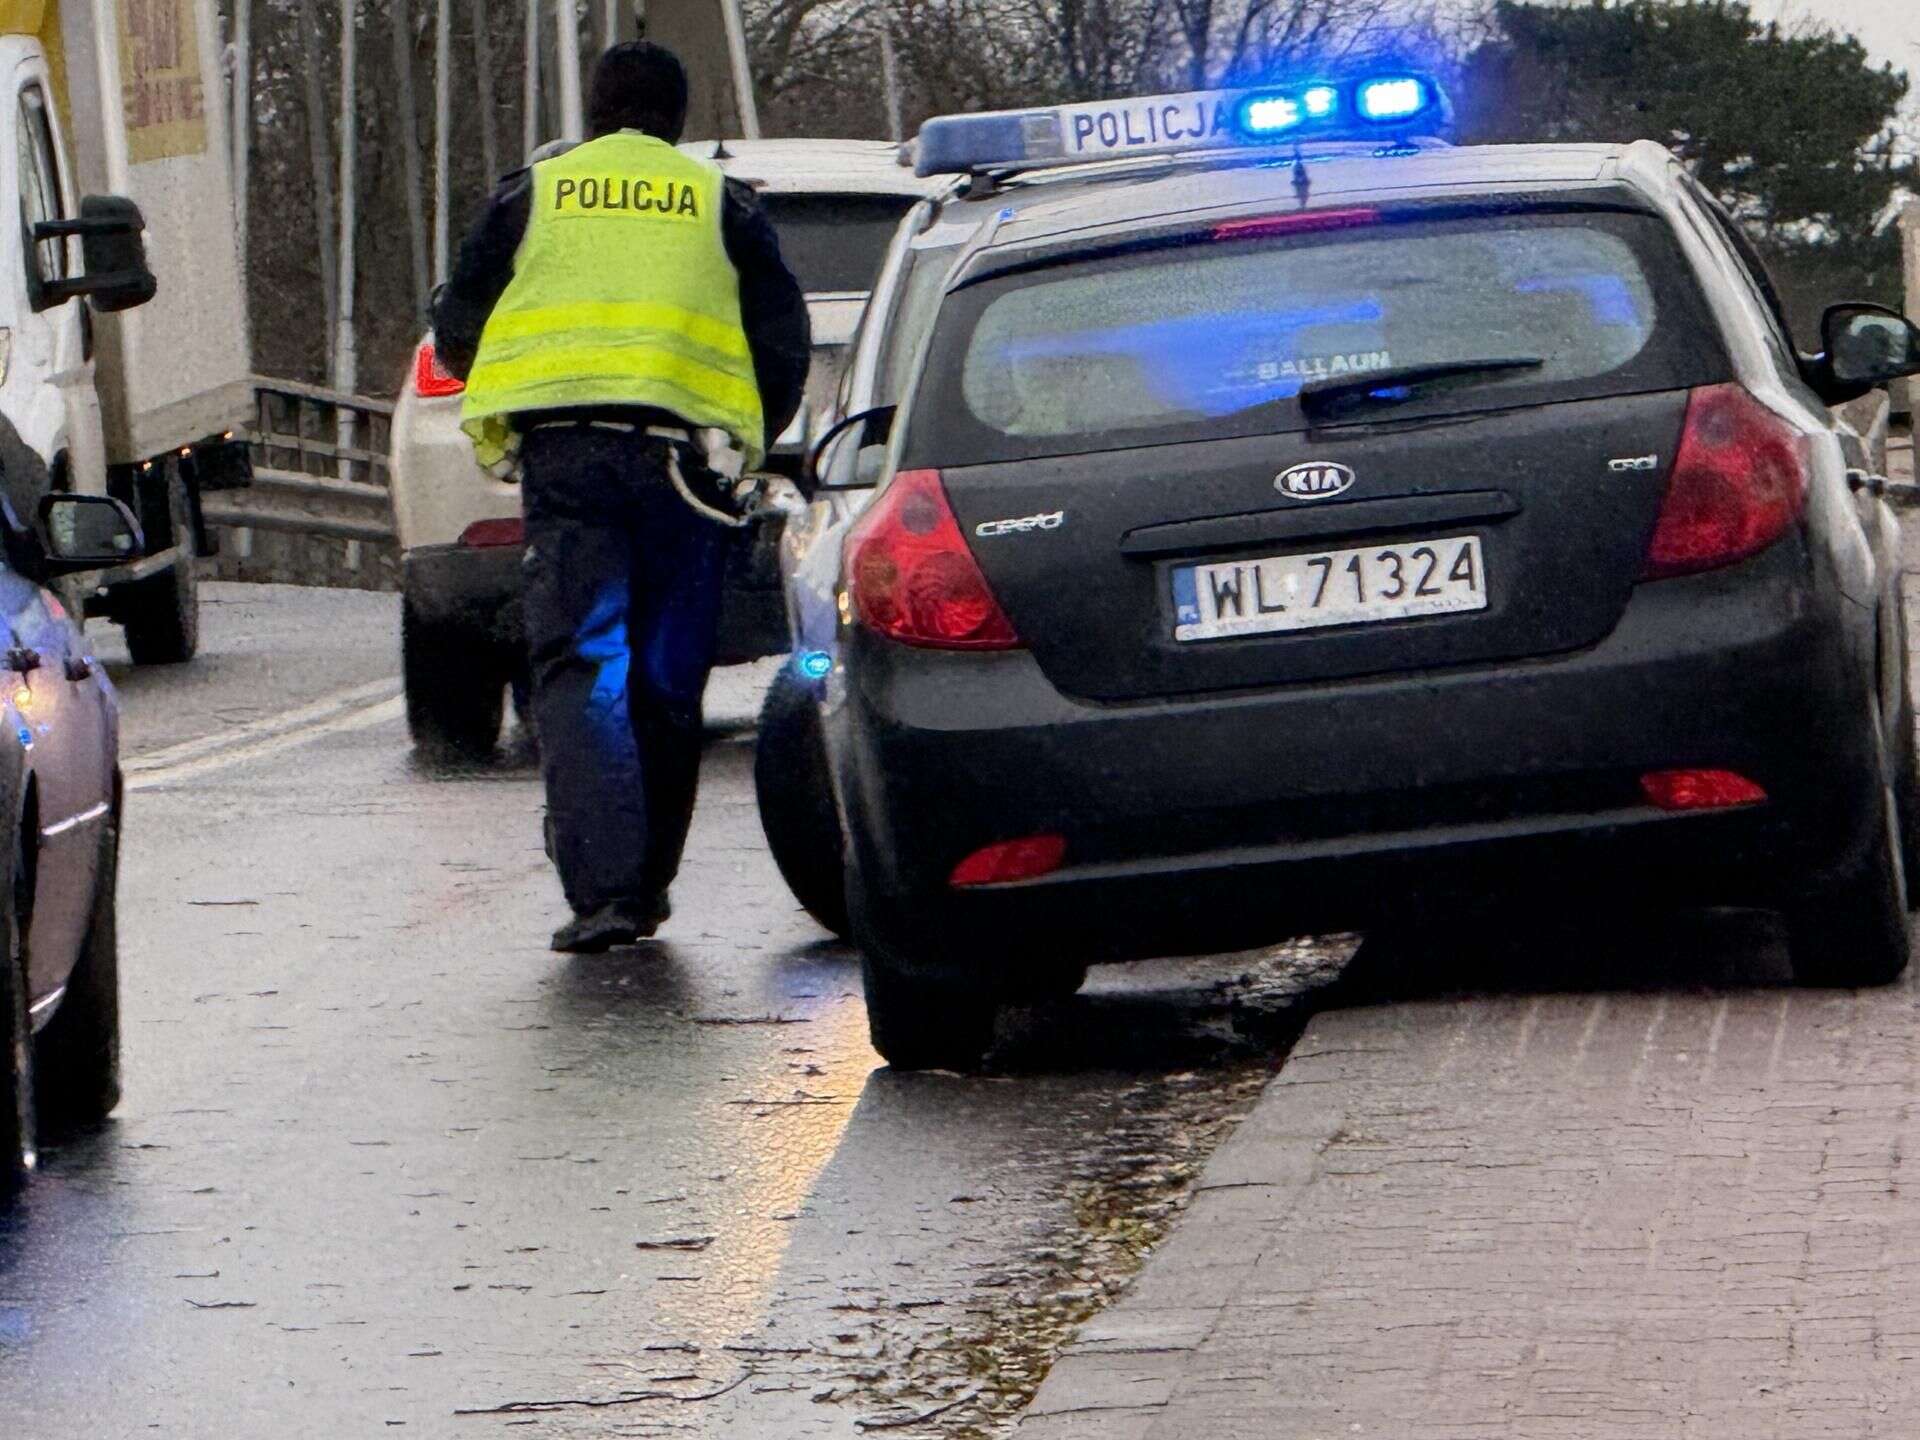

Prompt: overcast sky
[1749,1,1914,72]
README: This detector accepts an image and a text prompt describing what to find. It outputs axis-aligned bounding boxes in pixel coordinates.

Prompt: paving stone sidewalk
[1019,936,1920,1438]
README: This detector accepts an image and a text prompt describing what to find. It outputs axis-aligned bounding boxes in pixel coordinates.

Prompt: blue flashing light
[913,74,1447,176]
[1356,76,1432,123]
[1239,94,1303,137]
[797,650,833,681]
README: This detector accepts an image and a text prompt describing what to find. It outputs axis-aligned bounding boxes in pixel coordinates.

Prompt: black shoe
[550,895,671,954]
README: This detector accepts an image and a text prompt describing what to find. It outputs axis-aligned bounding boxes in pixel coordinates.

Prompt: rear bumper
[403,529,790,667]
[832,550,1883,973]
[405,543,525,652]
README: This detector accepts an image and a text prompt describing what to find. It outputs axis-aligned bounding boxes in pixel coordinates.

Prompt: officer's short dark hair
[589,41,691,142]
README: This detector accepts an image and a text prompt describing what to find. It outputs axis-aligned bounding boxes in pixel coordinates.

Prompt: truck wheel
[403,593,504,762]
[33,818,121,1136]
[121,464,200,665]
[1,844,36,1205]
[1787,772,1912,988]
[753,667,849,939]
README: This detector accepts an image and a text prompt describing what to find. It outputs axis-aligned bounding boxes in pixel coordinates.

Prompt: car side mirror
[34,195,157,313]
[808,404,899,492]
[36,494,143,573]
[1814,302,1920,400]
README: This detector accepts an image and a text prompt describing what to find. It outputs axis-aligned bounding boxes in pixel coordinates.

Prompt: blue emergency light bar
[912,73,1448,177]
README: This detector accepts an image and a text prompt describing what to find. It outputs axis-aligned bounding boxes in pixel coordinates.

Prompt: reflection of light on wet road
[646,989,876,1348]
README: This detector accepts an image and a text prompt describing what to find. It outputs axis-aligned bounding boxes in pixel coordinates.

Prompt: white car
[390,139,945,759]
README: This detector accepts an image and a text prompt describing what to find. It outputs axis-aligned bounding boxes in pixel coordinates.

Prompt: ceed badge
[1276,461,1356,501]
[976,510,1065,538]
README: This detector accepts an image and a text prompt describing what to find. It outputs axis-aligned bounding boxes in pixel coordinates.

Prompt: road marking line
[123,678,400,775]
[126,685,404,791]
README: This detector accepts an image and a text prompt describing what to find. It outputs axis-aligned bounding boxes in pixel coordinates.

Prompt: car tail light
[844,468,1020,649]
[1640,768,1767,811]
[1642,384,1809,580]
[460,517,524,548]
[413,341,465,398]
[950,834,1067,888]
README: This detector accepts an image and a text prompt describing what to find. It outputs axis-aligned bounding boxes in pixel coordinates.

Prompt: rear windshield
[761,193,919,296]
[907,209,1729,465]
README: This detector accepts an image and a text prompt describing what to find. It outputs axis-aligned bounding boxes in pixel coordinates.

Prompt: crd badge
[1276,462,1356,501]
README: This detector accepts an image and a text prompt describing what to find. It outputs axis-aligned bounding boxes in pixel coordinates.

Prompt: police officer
[434,42,809,952]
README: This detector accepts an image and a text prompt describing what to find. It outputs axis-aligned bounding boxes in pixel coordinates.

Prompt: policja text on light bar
[911,74,1448,178]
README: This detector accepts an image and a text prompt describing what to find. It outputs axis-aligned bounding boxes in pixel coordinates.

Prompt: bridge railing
[201,379,400,589]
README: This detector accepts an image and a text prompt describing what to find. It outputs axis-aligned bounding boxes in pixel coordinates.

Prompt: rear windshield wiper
[1298,357,1546,419]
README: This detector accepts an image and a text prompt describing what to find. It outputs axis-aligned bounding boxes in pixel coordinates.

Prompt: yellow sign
[0,0,46,34]
[119,0,204,162]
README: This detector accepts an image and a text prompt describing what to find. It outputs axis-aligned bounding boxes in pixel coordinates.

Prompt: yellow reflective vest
[461,132,766,468]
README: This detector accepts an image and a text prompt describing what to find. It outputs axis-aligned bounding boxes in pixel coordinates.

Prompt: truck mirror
[35,195,156,313]
[35,494,143,572]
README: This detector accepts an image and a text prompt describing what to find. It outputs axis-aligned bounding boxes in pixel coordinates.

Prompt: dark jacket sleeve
[722,178,811,447]
[431,170,533,381]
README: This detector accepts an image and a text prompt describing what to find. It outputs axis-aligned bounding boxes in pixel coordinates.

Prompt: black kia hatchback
[826,94,1920,1070]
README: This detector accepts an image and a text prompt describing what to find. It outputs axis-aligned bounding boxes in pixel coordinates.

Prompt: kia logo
[1276,461,1356,501]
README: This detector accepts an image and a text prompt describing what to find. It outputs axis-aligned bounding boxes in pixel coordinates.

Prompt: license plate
[1173,536,1488,642]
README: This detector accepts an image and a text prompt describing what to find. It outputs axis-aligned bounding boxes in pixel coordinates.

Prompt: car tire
[849,866,997,1071]
[33,818,121,1136]
[1786,771,1912,988]
[1890,601,1920,902]
[403,593,505,762]
[753,667,849,939]
[860,952,998,1072]
[1,843,36,1206]
[1004,961,1089,1004]
[121,463,200,666]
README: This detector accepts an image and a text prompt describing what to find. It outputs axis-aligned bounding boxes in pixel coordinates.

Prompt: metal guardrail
[1839,391,1893,477]
[198,378,403,589]
[202,469,396,543]
[204,378,398,546]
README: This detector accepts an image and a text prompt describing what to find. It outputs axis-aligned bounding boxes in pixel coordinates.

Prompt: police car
[388,140,948,760]
[771,77,1920,1071]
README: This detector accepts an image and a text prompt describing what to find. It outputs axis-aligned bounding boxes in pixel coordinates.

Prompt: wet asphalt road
[0,583,1341,1437]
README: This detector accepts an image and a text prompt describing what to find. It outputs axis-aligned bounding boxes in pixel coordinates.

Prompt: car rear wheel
[1,845,36,1206]
[33,818,121,1136]
[860,953,999,1072]
[850,869,997,1071]
[403,593,506,762]
[754,667,849,939]
[1786,772,1911,988]
[1004,961,1089,1004]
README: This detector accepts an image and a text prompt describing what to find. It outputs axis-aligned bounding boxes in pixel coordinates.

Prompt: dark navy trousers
[519,425,729,915]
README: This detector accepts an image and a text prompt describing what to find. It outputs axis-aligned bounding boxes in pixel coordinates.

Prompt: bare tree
[390,0,431,314]
[470,0,501,181]
[299,0,339,345]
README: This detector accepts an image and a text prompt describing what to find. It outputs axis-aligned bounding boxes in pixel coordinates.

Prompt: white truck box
[41,0,251,460]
